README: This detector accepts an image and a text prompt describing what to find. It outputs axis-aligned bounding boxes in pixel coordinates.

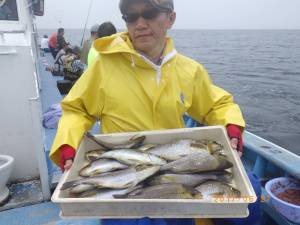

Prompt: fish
[99,149,166,166]
[61,165,160,190]
[148,171,233,187]
[69,184,96,194]
[145,139,224,161]
[160,152,233,173]
[77,185,143,199]
[79,159,128,177]
[85,132,146,150]
[116,184,195,199]
[85,149,105,162]
[195,181,241,200]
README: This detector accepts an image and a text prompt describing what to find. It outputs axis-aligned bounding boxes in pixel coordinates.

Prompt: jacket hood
[93,32,177,68]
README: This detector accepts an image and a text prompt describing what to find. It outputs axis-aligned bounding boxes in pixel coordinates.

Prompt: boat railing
[244,131,300,180]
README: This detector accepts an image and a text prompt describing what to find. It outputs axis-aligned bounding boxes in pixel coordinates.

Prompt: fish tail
[61,180,79,190]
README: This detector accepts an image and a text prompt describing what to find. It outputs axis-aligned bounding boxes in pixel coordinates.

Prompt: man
[81,24,99,64]
[87,21,117,66]
[50,0,245,224]
[56,28,68,52]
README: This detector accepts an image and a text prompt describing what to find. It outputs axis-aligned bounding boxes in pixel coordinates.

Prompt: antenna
[80,0,94,47]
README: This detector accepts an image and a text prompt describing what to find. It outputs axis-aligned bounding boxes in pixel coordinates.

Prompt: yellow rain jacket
[50,32,245,165]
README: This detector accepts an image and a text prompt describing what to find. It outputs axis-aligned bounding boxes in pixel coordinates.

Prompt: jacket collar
[93,32,177,68]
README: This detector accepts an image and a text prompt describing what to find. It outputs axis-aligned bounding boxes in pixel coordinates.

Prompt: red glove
[59,144,76,171]
[226,124,243,153]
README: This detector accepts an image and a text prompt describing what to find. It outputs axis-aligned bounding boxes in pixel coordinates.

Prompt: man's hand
[64,159,73,171]
[60,145,76,172]
[230,137,243,157]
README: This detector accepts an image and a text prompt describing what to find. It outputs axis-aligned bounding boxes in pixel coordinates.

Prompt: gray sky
[36,0,300,29]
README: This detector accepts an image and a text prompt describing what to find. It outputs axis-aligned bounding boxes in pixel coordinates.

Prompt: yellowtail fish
[61,165,160,190]
[148,171,233,187]
[85,132,145,150]
[160,152,233,173]
[79,159,128,177]
[195,180,241,200]
[145,139,224,161]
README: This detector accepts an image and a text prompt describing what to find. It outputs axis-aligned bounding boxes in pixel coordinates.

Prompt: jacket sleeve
[50,61,104,166]
[187,65,246,128]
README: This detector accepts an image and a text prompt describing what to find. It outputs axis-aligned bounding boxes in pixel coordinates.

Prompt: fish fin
[61,180,79,190]
[85,155,99,162]
[130,135,146,149]
[137,144,156,151]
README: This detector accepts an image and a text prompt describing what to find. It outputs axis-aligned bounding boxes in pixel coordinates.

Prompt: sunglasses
[122,8,161,23]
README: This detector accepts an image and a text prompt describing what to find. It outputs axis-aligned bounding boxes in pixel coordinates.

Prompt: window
[0,0,19,21]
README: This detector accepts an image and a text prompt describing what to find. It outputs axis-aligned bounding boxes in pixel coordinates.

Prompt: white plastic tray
[52,126,256,218]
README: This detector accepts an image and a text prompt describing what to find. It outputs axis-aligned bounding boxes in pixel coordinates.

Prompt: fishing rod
[80,0,94,47]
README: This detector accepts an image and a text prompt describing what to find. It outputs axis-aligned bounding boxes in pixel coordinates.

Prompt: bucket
[265,177,300,224]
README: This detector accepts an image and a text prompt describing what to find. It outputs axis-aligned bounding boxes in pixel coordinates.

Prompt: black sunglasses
[122,8,161,23]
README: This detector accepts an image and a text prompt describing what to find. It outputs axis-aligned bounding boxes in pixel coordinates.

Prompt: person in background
[56,28,68,53]
[40,34,49,56]
[87,21,117,66]
[48,31,58,58]
[80,24,99,64]
[62,46,86,82]
[50,0,248,225]
[46,44,70,76]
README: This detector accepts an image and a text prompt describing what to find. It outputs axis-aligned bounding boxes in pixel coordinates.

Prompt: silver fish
[117,184,195,199]
[195,181,241,200]
[61,165,160,190]
[85,132,146,150]
[146,139,221,161]
[100,149,166,166]
[148,171,233,187]
[160,152,233,173]
[79,159,128,177]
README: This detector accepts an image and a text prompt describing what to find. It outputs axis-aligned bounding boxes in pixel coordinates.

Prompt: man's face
[124,1,175,55]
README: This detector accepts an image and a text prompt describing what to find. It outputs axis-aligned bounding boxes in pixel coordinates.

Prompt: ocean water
[39,29,300,155]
